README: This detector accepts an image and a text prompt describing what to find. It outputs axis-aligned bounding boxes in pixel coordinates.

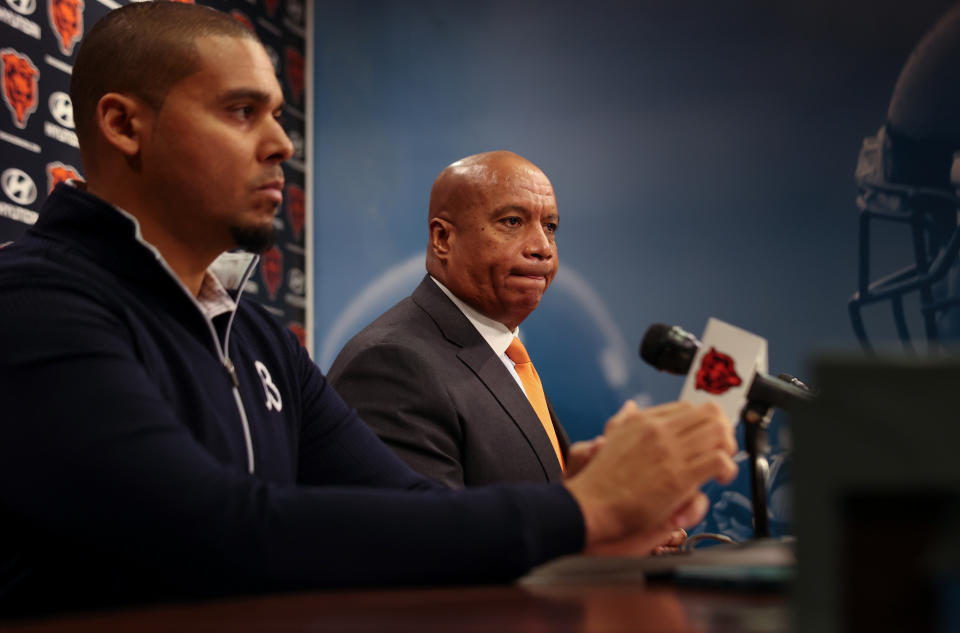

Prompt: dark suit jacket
[328,276,570,487]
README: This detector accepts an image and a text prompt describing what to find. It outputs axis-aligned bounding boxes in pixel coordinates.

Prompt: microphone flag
[678,317,768,425]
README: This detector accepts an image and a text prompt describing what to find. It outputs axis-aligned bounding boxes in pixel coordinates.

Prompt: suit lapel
[547,400,570,454]
[411,277,566,481]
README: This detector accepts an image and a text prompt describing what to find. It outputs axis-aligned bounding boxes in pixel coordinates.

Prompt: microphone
[639,323,699,375]
[639,322,815,411]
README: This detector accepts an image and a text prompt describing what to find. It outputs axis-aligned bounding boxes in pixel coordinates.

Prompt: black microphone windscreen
[639,323,701,375]
[639,323,672,367]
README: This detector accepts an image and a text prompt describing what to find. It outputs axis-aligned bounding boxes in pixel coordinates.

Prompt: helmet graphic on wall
[850,3,960,351]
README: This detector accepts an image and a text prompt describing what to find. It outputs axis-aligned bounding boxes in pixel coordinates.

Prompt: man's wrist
[563,479,620,548]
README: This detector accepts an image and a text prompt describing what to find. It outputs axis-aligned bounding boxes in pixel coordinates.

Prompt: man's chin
[500,299,542,329]
[230,223,276,254]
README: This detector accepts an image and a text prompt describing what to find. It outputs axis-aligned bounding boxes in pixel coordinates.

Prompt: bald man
[330,151,589,487]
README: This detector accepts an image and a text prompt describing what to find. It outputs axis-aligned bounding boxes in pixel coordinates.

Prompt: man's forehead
[193,35,274,77]
[484,165,555,200]
[512,176,555,197]
[183,36,281,98]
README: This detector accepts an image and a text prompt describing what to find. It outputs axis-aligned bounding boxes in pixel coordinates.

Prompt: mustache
[254,170,285,189]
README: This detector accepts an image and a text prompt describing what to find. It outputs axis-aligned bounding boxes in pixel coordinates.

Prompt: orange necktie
[506,337,565,471]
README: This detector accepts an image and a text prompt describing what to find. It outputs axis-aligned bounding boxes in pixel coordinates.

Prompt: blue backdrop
[311,0,957,538]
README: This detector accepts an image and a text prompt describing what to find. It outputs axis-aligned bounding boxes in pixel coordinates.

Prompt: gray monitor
[793,354,960,633]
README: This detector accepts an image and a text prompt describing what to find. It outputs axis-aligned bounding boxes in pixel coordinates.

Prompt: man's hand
[563,400,737,553]
[564,429,700,555]
[652,528,687,555]
[564,438,605,478]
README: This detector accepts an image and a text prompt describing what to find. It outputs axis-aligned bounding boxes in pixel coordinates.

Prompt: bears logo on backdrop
[694,347,742,395]
[260,247,283,301]
[45,162,80,193]
[284,48,303,104]
[2,49,39,129]
[48,0,84,57]
[285,184,304,239]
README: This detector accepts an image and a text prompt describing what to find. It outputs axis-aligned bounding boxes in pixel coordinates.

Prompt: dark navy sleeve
[0,281,584,611]
[284,325,443,490]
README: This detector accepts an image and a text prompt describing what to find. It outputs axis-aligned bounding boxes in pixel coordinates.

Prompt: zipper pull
[223,358,239,388]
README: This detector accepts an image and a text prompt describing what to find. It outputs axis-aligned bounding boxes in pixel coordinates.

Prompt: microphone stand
[740,373,814,540]
[740,401,774,539]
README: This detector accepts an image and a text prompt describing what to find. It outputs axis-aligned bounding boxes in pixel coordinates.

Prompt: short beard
[230,223,276,254]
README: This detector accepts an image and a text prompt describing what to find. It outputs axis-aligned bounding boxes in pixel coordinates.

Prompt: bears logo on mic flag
[695,347,743,395]
[679,318,768,425]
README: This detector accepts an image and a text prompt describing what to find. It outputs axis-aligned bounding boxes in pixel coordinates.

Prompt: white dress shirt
[429,276,529,397]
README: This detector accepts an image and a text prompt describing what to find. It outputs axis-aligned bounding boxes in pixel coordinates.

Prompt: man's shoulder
[343,293,439,350]
[0,237,101,296]
[327,292,451,379]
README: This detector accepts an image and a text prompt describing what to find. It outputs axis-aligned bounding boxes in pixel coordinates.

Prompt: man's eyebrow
[218,89,282,107]
[496,205,530,215]
[496,207,560,223]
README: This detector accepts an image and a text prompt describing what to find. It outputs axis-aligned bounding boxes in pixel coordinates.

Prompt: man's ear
[95,93,151,157]
[429,217,454,261]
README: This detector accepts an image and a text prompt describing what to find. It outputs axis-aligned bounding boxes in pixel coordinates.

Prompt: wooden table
[1,581,790,633]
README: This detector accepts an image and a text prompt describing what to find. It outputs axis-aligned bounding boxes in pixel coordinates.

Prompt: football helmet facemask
[850,3,960,351]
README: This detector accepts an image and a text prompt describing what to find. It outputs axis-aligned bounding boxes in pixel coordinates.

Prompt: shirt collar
[64,180,246,320]
[196,270,237,319]
[430,276,517,356]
